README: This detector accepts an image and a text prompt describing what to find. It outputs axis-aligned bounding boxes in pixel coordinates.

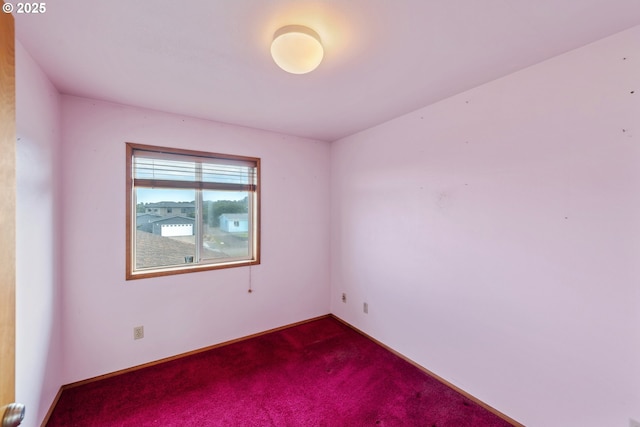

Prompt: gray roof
[135,231,226,269]
[137,213,162,219]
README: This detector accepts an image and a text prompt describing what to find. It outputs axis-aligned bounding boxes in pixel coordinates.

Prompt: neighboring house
[219,213,249,233]
[137,215,195,237]
[136,213,162,227]
[144,201,195,217]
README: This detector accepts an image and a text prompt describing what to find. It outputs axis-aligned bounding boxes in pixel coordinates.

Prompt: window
[126,143,260,280]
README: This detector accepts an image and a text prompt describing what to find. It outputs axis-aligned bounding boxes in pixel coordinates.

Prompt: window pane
[201,191,250,261]
[127,143,260,279]
[135,188,196,269]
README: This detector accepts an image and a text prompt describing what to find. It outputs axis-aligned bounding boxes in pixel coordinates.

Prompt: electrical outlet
[133,326,144,340]
[630,418,640,427]
[363,302,368,314]
[341,293,347,303]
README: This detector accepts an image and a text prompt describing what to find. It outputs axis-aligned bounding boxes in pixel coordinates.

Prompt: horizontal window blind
[133,148,257,192]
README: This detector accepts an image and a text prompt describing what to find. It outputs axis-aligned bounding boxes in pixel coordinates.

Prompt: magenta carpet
[46,316,515,426]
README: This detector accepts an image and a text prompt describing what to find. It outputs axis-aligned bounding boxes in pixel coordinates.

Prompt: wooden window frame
[126,142,260,280]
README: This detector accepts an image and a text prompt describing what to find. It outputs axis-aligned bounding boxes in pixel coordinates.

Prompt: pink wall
[15,41,63,427]
[330,26,640,426]
[16,18,639,427]
[59,97,331,383]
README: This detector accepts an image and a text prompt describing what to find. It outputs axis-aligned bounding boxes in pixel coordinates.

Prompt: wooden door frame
[0,0,16,409]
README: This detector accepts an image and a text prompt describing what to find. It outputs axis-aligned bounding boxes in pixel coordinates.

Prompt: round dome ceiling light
[270,25,324,74]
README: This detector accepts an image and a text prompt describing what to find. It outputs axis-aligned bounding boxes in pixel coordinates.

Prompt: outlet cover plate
[133,326,144,340]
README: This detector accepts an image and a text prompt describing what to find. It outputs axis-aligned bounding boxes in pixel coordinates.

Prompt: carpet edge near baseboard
[42,312,524,427]
[40,313,332,427]
[329,314,525,427]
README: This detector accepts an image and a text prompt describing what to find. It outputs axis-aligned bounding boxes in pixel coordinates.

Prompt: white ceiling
[14,0,640,142]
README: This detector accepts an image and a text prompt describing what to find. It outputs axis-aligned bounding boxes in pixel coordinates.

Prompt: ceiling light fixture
[270,25,324,74]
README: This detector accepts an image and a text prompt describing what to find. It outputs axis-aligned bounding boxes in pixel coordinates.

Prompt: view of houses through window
[127,144,259,279]
[135,191,251,269]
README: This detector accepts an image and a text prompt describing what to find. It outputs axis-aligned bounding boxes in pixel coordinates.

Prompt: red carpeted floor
[46,316,515,426]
